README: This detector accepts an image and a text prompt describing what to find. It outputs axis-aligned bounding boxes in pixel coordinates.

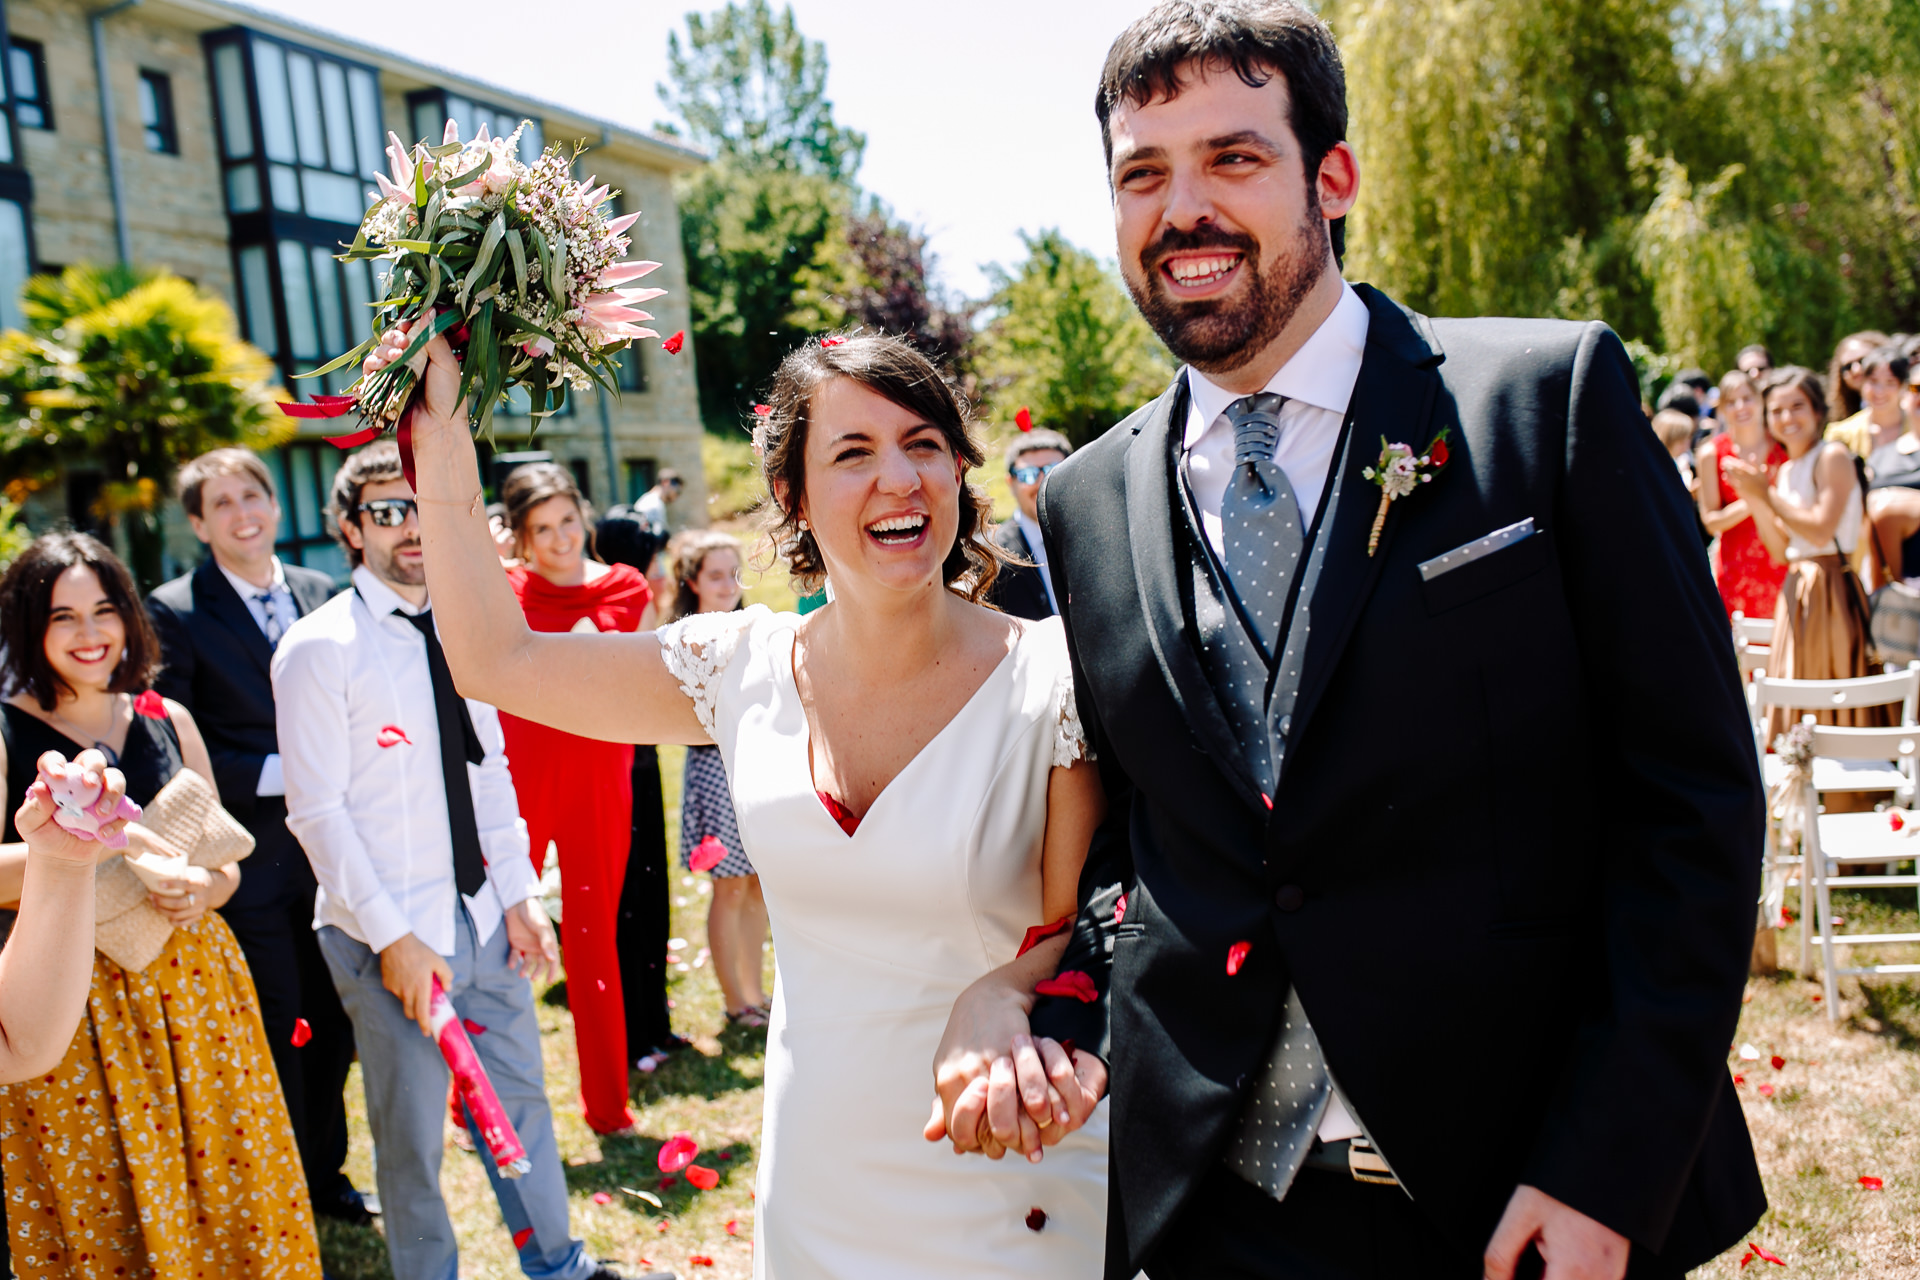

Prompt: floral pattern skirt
[0,913,320,1279]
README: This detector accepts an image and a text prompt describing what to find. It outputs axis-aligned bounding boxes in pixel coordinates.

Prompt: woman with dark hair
[1698,368,1789,618]
[1725,369,1891,741]
[0,532,319,1278]
[1826,329,1891,434]
[496,462,651,1135]
[665,529,770,1032]
[1854,345,1920,478]
[371,323,1110,1277]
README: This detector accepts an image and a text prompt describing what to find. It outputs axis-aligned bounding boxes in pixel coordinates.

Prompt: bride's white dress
[658,606,1109,1279]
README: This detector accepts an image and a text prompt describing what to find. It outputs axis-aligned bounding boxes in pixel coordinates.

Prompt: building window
[624,459,658,505]
[9,39,50,131]
[405,88,541,156]
[614,344,648,393]
[267,440,349,581]
[0,197,29,331]
[138,70,177,154]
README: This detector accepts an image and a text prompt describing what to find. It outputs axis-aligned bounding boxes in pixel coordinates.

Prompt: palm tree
[0,264,290,588]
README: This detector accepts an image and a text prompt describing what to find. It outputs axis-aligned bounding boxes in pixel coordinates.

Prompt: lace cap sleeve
[656,608,760,739]
[1053,664,1095,769]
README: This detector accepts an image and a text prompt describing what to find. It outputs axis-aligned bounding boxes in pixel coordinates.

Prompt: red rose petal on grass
[1771,1055,1786,1070]
[661,330,685,355]
[376,725,411,749]
[1757,1083,1775,1097]
[1429,437,1450,467]
[1033,971,1098,1002]
[1226,940,1252,976]
[690,1257,715,1267]
[659,1177,678,1189]
[1016,915,1073,959]
[1860,1175,1884,1189]
[718,1151,732,1159]
[133,691,168,720]
[463,1019,487,1035]
[1748,1242,1786,1266]
[512,1227,533,1249]
[690,835,729,873]
[1025,1207,1048,1231]
[658,1132,698,1173]
[1811,994,1823,1002]
[725,1220,739,1235]
[686,1164,720,1190]
[322,426,381,449]
[1114,893,1127,924]
[591,1191,612,1205]
[1015,406,1034,433]
[289,1018,312,1048]
[1734,1074,1745,1086]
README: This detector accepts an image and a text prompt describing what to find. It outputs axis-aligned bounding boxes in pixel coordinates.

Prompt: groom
[995,3,1767,1277]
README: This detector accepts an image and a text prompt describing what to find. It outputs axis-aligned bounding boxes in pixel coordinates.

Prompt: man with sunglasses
[274,441,664,1280]
[986,428,1074,619]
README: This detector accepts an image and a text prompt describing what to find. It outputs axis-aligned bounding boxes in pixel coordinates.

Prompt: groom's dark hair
[1097,1,1348,257]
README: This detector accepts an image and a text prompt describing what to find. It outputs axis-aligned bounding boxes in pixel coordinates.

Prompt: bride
[377,322,1109,1277]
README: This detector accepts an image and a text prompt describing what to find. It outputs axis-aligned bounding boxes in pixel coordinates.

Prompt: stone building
[0,0,706,580]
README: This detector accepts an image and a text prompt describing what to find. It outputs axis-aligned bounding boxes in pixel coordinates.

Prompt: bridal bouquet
[280,120,664,459]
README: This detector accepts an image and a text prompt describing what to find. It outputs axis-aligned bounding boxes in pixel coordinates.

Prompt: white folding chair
[1799,724,1920,1016]
[1736,641,1769,679]
[1731,611,1776,648]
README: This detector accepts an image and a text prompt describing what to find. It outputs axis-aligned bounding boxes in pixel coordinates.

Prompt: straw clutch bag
[94,769,253,972]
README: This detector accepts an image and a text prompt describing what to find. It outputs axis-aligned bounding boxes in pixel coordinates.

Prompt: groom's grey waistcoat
[1029,284,1767,1279]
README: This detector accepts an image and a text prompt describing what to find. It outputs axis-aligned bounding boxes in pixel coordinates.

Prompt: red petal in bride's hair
[1016,915,1073,959]
[1226,940,1251,976]
[657,1132,698,1173]
[1034,971,1098,1003]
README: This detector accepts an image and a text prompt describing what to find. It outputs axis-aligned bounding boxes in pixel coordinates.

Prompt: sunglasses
[356,498,418,527]
[1010,462,1060,486]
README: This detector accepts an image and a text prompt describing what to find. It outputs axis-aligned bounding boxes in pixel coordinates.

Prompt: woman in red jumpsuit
[498,462,652,1134]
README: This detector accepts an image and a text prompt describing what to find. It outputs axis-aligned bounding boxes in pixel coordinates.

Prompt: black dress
[2,702,185,842]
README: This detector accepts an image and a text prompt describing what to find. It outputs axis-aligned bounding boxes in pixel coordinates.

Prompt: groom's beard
[1127,209,1330,375]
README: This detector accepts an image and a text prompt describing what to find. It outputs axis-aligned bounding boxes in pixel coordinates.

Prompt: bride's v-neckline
[781,622,1026,838]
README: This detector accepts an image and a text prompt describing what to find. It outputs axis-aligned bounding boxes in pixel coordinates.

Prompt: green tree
[1627,142,1769,374]
[974,230,1174,448]
[0,264,289,588]
[791,200,975,374]
[659,1,868,426]
[0,495,30,571]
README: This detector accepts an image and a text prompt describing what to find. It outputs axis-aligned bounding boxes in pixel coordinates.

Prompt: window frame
[404,88,542,158]
[138,68,178,155]
[6,37,49,132]
[267,439,350,582]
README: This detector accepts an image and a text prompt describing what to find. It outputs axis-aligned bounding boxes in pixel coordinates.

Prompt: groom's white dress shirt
[1181,280,1372,1146]
[274,565,537,957]
[1182,280,1371,553]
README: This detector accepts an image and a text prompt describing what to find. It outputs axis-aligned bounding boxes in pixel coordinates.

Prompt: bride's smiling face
[796,377,964,597]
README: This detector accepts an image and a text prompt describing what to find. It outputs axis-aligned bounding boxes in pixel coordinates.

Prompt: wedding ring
[187,894,196,906]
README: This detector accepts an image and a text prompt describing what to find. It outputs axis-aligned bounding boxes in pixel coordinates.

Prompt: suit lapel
[289,568,332,618]
[1279,286,1445,772]
[195,559,275,677]
[1124,376,1268,809]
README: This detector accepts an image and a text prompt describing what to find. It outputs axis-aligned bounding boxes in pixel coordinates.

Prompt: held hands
[381,933,455,1036]
[15,750,131,864]
[1483,1185,1630,1280]
[503,897,560,987]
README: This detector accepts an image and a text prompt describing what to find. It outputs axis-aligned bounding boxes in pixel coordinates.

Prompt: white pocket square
[1419,518,1536,581]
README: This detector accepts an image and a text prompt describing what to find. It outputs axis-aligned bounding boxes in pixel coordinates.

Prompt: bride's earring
[797,518,810,533]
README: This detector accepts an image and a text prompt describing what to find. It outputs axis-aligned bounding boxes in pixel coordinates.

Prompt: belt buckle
[1347,1137,1399,1187]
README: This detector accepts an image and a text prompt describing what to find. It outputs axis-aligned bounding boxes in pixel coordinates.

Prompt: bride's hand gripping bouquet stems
[281,119,666,485]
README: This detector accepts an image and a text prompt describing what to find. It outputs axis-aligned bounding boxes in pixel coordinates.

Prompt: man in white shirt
[274,441,661,1280]
[146,448,365,1225]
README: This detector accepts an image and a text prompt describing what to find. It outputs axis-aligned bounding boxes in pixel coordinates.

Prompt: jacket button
[1273,884,1305,912]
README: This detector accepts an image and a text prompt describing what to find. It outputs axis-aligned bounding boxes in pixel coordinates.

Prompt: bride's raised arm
[377,317,709,747]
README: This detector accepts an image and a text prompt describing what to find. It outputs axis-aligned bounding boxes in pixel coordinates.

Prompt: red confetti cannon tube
[430,976,530,1178]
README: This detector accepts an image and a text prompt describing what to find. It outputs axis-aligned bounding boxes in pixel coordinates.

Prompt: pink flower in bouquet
[521,337,555,358]
[580,290,659,345]
[373,131,415,206]
[596,261,662,289]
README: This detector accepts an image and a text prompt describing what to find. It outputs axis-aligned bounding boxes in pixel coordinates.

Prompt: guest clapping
[668,530,769,1028]
[498,462,652,1135]
[0,533,319,1279]
[1698,369,1789,619]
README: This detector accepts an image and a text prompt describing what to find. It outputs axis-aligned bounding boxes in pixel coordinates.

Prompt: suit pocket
[1421,529,1551,616]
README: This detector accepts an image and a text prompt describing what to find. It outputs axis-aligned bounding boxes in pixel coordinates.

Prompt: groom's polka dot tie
[1216,393,1301,662]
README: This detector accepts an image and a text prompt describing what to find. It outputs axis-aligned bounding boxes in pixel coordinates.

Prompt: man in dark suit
[986,429,1074,619]
[146,448,370,1226]
[954,4,1766,1278]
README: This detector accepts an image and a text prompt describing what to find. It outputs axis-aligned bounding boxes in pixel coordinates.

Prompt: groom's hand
[1483,1185,1629,1280]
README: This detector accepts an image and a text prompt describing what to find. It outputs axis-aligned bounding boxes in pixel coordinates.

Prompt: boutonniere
[1361,429,1452,556]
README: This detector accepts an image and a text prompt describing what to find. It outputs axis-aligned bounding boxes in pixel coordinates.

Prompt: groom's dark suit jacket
[1031,284,1765,1276]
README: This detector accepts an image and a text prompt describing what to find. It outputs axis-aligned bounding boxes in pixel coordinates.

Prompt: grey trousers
[319,905,594,1280]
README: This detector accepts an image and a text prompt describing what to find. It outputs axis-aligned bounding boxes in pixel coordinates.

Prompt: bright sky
[239,0,1158,298]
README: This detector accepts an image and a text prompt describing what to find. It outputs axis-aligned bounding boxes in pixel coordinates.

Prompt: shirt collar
[1182,280,1370,449]
[216,554,285,601]
[352,564,430,618]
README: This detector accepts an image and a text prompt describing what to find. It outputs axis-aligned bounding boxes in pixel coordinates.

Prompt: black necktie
[401,608,488,897]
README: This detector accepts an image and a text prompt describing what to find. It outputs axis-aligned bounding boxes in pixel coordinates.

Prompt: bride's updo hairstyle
[755,333,1001,602]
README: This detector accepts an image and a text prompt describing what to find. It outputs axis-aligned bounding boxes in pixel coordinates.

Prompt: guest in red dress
[1697,368,1789,620]
[497,463,650,1135]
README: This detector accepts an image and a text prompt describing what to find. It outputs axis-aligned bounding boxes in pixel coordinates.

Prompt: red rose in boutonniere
[1360,428,1453,557]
